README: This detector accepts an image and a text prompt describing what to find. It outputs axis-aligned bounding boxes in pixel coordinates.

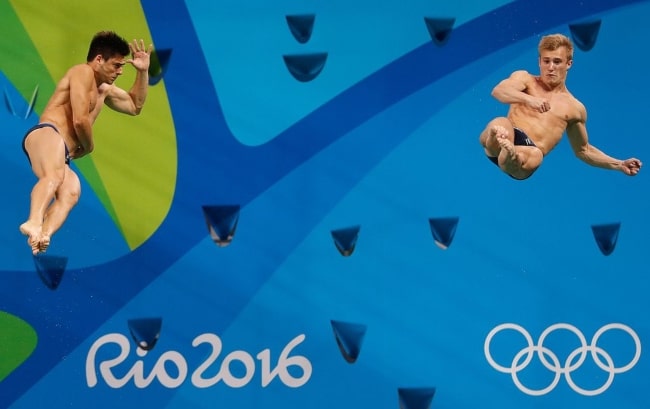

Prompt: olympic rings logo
[484,323,641,396]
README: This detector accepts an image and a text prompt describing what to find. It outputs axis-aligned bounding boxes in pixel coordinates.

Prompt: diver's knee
[488,117,512,129]
[58,188,80,208]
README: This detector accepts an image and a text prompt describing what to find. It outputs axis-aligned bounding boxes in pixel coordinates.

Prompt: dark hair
[86,31,130,62]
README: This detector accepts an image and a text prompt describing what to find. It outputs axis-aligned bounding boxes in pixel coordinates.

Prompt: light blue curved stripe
[186,0,513,146]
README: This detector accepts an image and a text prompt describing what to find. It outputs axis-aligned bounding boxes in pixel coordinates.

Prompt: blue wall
[1,0,649,408]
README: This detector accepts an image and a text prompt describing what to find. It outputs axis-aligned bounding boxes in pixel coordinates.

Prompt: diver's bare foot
[19,221,42,255]
[497,137,522,174]
[37,235,51,254]
[485,125,509,156]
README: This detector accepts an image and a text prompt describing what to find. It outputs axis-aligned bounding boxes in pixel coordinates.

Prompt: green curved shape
[0,311,38,382]
[9,0,177,250]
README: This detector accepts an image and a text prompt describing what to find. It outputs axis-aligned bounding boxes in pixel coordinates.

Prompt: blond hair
[538,34,574,61]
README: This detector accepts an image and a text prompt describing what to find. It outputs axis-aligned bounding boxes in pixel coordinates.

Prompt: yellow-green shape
[0,311,38,382]
[8,0,177,249]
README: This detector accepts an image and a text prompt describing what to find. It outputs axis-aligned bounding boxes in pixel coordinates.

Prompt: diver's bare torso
[507,75,584,155]
[38,65,109,157]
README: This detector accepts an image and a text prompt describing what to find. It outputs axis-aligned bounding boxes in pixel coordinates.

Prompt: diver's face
[98,55,126,84]
[538,47,572,87]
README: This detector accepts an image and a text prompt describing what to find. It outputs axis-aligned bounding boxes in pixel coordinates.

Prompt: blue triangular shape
[424,17,456,46]
[331,225,360,256]
[4,88,16,116]
[331,320,367,364]
[33,255,67,290]
[128,317,163,351]
[591,222,620,256]
[202,205,241,247]
[286,14,316,44]
[428,217,459,249]
[398,387,436,409]
[148,48,173,85]
[569,20,601,51]
[283,53,328,82]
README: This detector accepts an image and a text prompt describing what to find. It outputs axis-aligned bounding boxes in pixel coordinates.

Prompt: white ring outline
[537,323,588,373]
[484,323,534,373]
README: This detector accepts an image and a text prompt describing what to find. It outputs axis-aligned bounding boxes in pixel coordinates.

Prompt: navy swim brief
[22,123,70,165]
